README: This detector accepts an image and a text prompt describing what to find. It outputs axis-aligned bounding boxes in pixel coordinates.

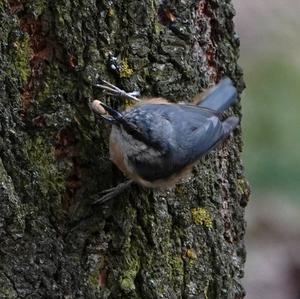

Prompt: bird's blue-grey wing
[124,104,226,181]
[170,105,225,163]
[123,105,176,181]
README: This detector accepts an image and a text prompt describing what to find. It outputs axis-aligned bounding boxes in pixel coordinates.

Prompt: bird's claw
[92,180,134,205]
[94,79,140,102]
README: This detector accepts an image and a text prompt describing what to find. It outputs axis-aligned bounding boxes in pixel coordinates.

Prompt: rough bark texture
[0,0,249,298]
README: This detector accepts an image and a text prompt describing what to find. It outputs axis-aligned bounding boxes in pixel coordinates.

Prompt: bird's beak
[90,101,147,145]
[90,100,122,124]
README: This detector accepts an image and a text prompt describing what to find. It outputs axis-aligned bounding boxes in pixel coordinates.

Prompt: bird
[90,77,239,204]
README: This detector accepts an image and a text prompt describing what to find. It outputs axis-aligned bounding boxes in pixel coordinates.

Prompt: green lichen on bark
[119,58,134,78]
[25,135,65,197]
[10,35,31,84]
[0,0,247,298]
[191,207,213,228]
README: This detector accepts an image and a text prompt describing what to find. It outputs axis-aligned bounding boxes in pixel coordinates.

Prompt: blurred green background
[233,0,300,200]
[233,1,300,298]
[244,59,300,199]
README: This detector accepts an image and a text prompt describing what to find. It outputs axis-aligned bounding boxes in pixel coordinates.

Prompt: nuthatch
[91,78,239,204]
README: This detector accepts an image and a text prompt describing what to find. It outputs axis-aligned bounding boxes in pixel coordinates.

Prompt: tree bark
[0,0,249,298]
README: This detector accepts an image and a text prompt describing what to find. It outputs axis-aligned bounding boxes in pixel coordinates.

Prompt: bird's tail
[222,116,240,135]
[197,77,237,113]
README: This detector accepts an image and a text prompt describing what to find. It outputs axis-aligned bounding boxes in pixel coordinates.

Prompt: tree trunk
[0,0,249,298]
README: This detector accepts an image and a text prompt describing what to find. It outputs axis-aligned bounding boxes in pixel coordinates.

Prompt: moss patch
[120,58,134,78]
[25,135,65,197]
[186,249,198,260]
[12,35,31,84]
[119,257,140,293]
[191,208,213,228]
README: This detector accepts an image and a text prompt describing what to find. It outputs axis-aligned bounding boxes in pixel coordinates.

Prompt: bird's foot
[92,180,134,205]
[94,79,140,102]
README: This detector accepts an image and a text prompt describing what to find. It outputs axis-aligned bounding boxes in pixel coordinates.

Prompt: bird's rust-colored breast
[110,129,195,188]
[109,136,128,176]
